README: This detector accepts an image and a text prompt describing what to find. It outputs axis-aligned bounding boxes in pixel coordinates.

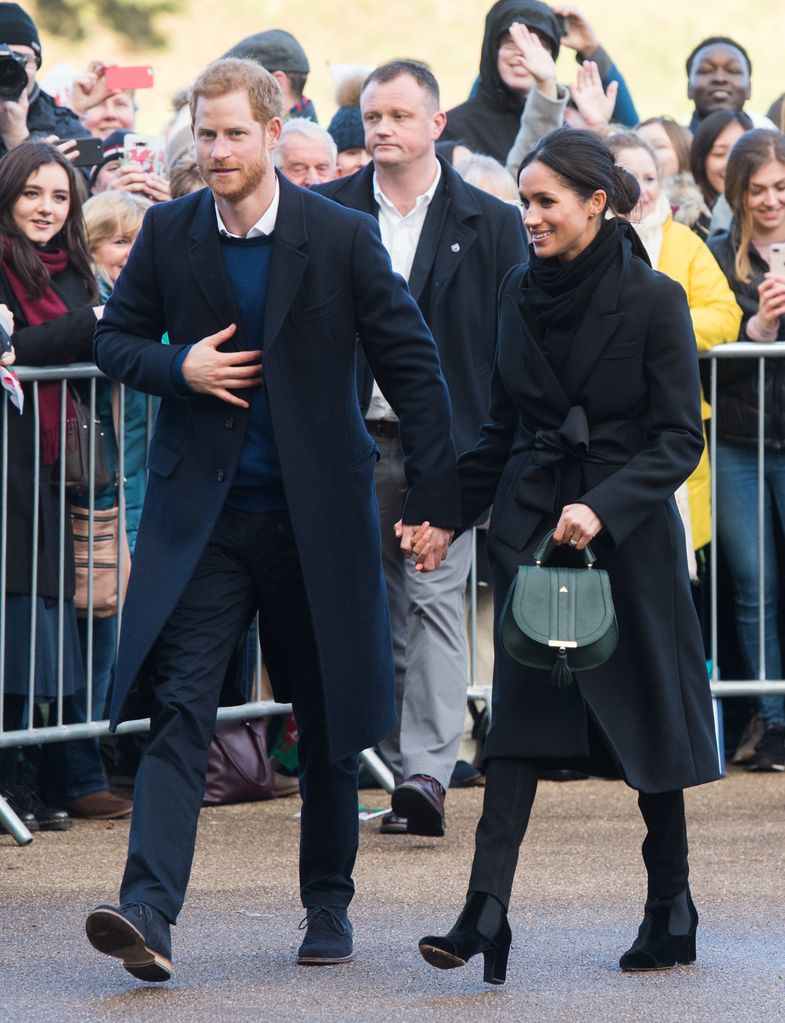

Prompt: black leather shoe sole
[36,815,71,831]
[391,785,445,837]
[378,812,408,834]
[86,907,172,982]
[419,943,466,970]
[297,949,355,965]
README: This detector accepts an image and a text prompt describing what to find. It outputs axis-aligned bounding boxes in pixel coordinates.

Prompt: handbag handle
[533,528,597,568]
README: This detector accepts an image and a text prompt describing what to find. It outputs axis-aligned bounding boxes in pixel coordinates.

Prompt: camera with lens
[0,44,29,101]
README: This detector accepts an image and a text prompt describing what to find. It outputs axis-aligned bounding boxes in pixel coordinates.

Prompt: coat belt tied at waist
[517,405,641,514]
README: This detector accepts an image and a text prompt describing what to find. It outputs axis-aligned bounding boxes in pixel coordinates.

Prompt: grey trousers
[373,432,473,792]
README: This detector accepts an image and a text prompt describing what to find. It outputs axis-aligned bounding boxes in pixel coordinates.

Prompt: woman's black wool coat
[459,240,721,793]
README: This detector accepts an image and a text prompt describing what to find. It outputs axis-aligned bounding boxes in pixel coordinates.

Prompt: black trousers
[119,506,360,924]
[468,758,689,908]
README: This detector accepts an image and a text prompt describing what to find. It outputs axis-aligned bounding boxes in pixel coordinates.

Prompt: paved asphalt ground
[2,766,784,1023]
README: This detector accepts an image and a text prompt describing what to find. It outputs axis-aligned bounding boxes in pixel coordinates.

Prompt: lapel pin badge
[451,243,460,252]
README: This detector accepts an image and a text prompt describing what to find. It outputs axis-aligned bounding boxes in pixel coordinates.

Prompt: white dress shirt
[214,178,280,238]
[366,162,442,422]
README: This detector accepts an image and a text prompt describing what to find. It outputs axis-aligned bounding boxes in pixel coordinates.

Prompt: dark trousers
[468,758,689,908]
[119,506,360,924]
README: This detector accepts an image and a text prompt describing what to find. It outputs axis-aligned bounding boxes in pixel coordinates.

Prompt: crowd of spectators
[2,0,785,836]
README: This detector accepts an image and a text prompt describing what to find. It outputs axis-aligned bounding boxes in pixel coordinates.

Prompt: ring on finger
[569,537,578,546]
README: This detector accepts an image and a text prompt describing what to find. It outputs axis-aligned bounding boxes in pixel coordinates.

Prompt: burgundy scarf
[2,242,77,465]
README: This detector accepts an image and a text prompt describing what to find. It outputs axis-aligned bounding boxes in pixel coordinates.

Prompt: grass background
[38,1,785,135]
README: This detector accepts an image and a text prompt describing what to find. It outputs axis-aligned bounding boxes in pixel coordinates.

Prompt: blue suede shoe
[86,902,173,982]
[297,906,354,965]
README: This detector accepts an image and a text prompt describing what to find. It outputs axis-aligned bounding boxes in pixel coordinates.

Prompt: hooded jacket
[442,0,561,163]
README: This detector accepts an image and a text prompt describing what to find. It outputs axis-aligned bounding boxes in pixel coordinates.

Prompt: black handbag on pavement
[500,529,618,686]
[202,719,277,806]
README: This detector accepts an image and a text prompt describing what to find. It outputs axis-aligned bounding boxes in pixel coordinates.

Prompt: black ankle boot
[619,888,698,971]
[418,891,511,984]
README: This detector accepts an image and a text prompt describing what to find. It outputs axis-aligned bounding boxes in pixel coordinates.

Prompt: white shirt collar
[214,178,280,238]
[372,161,442,218]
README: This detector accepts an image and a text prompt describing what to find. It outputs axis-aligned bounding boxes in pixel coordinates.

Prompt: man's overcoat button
[224,417,235,429]
[217,470,225,482]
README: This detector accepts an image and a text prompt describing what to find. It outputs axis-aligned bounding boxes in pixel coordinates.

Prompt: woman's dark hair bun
[611,164,640,217]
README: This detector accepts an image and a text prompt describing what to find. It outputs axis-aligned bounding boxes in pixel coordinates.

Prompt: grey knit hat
[223,29,309,75]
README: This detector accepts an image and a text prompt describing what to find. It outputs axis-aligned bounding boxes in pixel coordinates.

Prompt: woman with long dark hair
[690,110,753,232]
[415,128,720,982]
[0,141,130,830]
[707,129,785,771]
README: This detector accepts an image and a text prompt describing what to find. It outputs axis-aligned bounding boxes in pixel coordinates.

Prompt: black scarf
[520,218,648,332]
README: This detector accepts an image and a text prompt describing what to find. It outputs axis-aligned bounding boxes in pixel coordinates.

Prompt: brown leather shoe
[391,775,445,837]
[56,790,132,820]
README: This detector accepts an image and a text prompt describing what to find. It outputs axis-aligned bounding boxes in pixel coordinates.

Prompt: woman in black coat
[0,142,120,829]
[416,129,721,983]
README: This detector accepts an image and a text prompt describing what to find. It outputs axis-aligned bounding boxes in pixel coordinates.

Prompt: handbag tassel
[549,648,574,687]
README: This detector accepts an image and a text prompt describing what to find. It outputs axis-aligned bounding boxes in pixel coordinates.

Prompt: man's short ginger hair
[190,57,284,124]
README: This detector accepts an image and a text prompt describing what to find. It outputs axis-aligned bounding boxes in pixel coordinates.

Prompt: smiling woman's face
[518,160,605,262]
[11,163,70,245]
[705,121,747,196]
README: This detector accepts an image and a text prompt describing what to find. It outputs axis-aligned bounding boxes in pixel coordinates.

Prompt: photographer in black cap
[0,2,90,159]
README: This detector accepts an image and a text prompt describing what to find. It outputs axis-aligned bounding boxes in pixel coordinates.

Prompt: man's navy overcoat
[94,174,460,761]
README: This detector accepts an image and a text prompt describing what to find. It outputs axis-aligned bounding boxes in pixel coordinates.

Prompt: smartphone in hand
[769,243,785,277]
[70,137,104,167]
[122,132,167,176]
[104,65,154,91]
[0,321,13,355]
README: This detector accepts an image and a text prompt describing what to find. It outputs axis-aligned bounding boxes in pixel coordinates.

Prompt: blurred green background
[36,0,785,135]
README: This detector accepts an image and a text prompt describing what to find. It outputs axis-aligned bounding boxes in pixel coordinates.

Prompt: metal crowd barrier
[0,364,393,844]
[4,347,784,843]
[703,342,785,700]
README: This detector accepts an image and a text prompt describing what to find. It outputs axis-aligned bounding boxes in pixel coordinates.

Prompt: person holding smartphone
[0,4,91,161]
[707,128,785,772]
[0,301,14,360]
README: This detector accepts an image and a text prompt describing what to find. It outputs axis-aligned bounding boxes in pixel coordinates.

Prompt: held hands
[395,520,454,572]
[571,61,618,130]
[757,273,785,333]
[181,324,262,409]
[508,22,558,100]
[553,503,603,551]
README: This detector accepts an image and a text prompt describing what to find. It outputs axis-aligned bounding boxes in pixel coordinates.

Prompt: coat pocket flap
[146,439,182,478]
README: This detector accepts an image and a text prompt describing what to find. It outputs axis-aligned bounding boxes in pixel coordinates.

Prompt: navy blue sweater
[221,233,286,512]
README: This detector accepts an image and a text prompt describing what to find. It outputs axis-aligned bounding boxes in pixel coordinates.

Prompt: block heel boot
[619,887,698,971]
[418,892,511,985]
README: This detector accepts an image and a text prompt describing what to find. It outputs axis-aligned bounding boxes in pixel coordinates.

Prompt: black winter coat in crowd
[707,228,785,448]
[316,156,527,455]
[0,264,96,599]
[0,86,90,160]
[458,237,721,793]
[441,0,563,163]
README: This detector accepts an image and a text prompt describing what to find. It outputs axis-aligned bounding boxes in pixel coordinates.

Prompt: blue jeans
[45,616,118,802]
[715,440,785,726]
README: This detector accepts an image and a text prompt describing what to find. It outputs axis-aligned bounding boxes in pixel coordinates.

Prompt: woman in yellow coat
[609,132,741,595]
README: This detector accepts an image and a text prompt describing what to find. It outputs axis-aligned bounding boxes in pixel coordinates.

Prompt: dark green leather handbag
[500,529,618,686]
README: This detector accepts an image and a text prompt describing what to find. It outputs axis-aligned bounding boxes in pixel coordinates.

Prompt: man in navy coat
[84,57,458,981]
